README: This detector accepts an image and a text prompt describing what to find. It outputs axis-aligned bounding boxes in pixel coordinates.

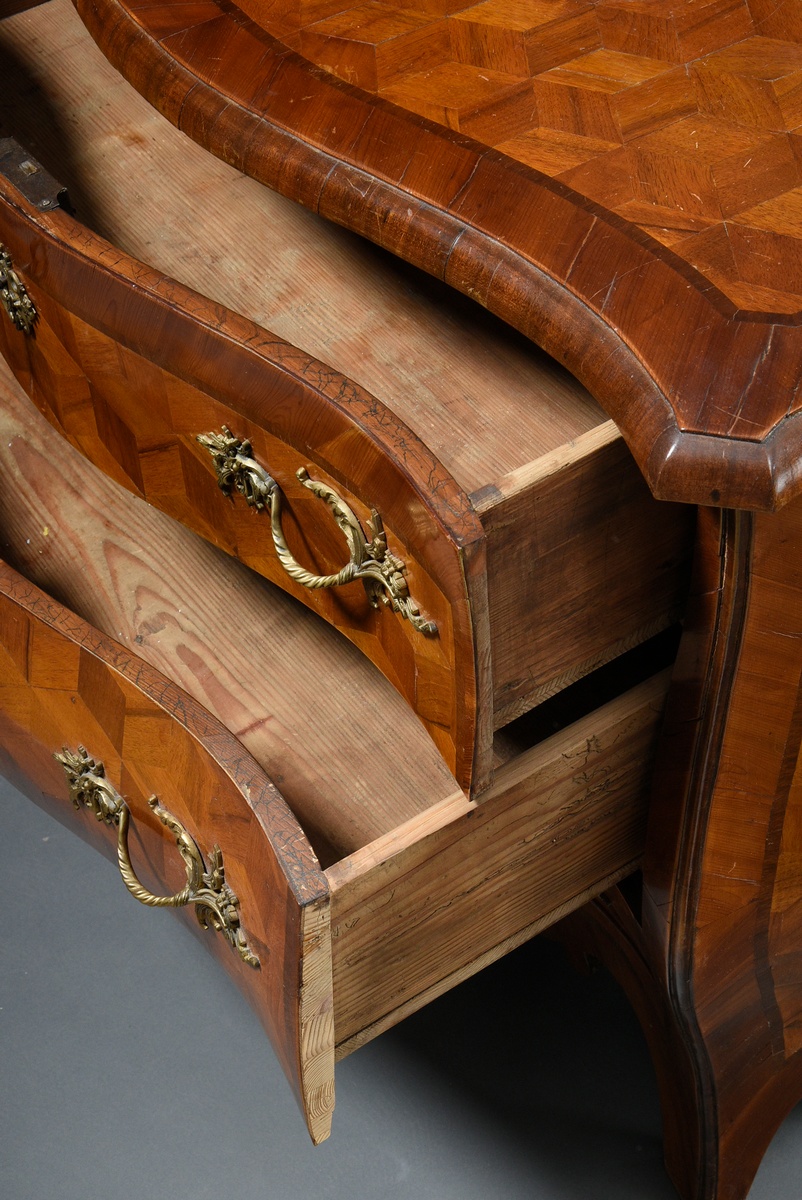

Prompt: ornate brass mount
[56,746,260,969]
[0,245,36,333]
[197,425,437,636]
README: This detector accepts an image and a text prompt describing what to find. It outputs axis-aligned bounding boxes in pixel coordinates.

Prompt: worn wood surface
[0,0,603,495]
[0,0,694,748]
[0,188,484,790]
[474,423,693,726]
[0,357,464,862]
[27,1,802,1191]
[328,667,671,1050]
[0,556,335,1143]
[0,54,488,796]
[0,355,677,1131]
[71,0,802,510]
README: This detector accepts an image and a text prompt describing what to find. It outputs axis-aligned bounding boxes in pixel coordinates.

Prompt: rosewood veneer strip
[70,0,802,509]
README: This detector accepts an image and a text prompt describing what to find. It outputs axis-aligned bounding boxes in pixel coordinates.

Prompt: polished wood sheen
[558,500,802,1200]
[641,500,802,1200]
[0,354,672,1142]
[7,0,802,1193]
[0,558,335,1144]
[73,0,802,510]
[0,0,694,785]
[0,357,463,862]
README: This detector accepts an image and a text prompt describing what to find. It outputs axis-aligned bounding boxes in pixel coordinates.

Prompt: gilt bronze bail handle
[56,746,260,968]
[0,245,37,333]
[197,426,437,636]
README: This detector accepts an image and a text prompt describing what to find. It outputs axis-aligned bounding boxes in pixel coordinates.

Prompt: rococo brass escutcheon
[56,745,260,968]
[197,425,437,635]
[0,245,36,333]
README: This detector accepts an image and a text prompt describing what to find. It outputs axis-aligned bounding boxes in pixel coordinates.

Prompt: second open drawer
[0,352,672,1144]
[0,0,694,796]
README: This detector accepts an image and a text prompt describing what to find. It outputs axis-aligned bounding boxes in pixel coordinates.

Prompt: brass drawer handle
[198,426,437,636]
[0,245,36,333]
[56,746,260,969]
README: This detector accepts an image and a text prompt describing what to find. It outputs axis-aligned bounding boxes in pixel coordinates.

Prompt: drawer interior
[0,358,464,866]
[0,353,674,1051]
[0,0,606,498]
[0,0,686,1141]
[0,0,694,750]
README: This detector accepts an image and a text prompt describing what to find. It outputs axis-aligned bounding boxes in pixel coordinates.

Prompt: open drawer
[0,352,672,1142]
[0,0,694,797]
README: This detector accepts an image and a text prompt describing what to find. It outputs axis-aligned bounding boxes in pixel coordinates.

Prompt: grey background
[2,775,800,1200]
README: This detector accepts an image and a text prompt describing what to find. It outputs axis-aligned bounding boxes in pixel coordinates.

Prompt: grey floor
[1,776,800,1200]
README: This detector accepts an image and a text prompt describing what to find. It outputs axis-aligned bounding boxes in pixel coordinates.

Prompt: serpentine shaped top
[76,0,802,509]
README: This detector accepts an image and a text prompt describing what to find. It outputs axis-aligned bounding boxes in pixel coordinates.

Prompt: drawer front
[0,560,335,1144]
[0,159,489,794]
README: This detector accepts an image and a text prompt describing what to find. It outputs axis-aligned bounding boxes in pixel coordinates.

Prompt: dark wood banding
[72,0,802,511]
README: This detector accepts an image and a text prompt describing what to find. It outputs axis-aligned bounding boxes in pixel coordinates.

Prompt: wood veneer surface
[0,0,607,498]
[72,0,802,508]
[0,556,335,1142]
[0,357,463,864]
[0,0,699,779]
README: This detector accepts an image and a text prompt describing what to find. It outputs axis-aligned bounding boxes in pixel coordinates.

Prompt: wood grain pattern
[69,0,802,509]
[474,423,693,727]
[0,155,487,796]
[0,557,335,1144]
[328,668,671,1048]
[0,1,604,496]
[648,500,802,1200]
[0,355,464,862]
[0,357,677,1138]
[0,0,695,754]
[24,2,802,1191]
[557,499,802,1200]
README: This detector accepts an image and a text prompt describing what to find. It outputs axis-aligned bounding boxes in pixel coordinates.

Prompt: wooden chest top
[71,0,802,510]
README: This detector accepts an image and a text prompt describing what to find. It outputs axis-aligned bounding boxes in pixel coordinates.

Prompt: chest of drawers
[0,0,683,1151]
[6,3,802,1198]
[0,0,693,794]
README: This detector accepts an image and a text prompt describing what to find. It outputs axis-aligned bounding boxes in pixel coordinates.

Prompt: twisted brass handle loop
[56,746,259,968]
[197,427,437,636]
[271,469,364,591]
[115,800,198,908]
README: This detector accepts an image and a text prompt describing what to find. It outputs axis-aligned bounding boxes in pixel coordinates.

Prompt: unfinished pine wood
[327,667,671,1049]
[0,3,490,792]
[0,164,488,796]
[0,0,604,495]
[0,559,335,1144]
[37,1,802,1192]
[0,356,464,863]
[0,0,694,757]
[73,0,802,509]
[474,422,692,726]
[0,355,675,1133]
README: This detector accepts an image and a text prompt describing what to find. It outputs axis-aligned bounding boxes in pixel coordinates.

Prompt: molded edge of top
[72,0,802,513]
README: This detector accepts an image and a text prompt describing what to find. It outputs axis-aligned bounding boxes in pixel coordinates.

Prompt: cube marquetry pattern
[260,0,802,311]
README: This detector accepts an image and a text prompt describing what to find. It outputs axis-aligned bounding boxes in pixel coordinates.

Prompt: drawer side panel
[0,563,334,1142]
[0,174,487,793]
